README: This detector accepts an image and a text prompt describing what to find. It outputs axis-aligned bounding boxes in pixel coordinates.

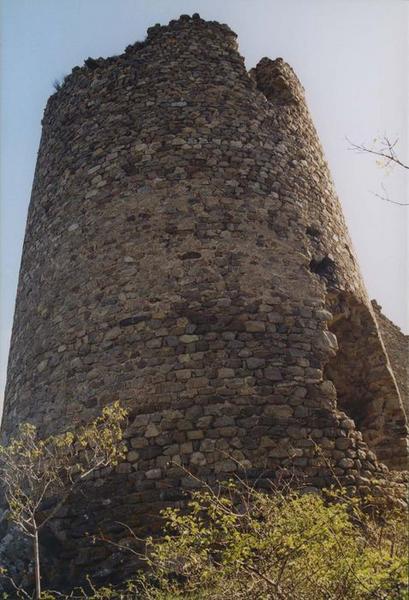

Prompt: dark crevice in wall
[306,225,321,238]
[309,255,336,279]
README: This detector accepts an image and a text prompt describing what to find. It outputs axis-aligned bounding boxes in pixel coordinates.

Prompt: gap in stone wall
[323,293,377,443]
[322,291,407,469]
[325,314,368,429]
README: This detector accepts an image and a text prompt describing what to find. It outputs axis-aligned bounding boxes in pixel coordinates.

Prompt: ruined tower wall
[1,14,407,587]
[372,301,409,418]
[252,58,407,467]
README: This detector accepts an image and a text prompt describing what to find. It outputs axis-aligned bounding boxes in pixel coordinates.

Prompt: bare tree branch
[371,183,409,207]
[347,136,408,206]
[347,136,409,171]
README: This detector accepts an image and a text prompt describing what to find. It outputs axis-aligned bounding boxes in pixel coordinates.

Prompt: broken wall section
[372,300,408,419]
[324,293,408,470]
[252,56,408,471]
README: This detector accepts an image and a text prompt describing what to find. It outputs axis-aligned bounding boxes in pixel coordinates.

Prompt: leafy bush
[137,480,408,600]
[2,475,407,599]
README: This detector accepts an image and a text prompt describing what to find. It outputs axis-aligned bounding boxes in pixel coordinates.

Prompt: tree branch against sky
[347,136,409,206]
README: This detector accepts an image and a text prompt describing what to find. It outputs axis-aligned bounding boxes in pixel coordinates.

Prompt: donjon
[1,14,408,588]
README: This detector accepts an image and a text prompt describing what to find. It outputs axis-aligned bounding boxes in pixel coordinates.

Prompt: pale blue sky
[1,0,408,412]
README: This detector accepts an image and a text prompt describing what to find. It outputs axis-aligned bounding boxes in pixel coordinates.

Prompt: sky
[0,0,408,413]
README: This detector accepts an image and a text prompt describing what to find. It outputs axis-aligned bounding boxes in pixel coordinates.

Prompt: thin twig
[347,136,409,171]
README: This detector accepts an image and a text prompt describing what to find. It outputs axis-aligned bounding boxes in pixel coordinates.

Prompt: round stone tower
[1,14,407,587]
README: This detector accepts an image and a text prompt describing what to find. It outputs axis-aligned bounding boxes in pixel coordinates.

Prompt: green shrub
[137,481,408,600]
[2,480,407,599]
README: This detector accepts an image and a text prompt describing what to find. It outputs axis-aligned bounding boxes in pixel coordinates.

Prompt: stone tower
[1,14,407,587]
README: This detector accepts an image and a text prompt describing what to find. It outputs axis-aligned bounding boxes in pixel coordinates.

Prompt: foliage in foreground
[0,402,127,599]
[138,481,408,600]
[2,477,407,600]
[0,402,127,537]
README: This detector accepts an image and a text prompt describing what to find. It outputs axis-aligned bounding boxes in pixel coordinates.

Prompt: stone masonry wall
[373,300,408,418]
[1,14,407,589]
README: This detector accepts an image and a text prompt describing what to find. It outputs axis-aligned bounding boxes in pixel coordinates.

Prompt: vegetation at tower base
[1,477,408,599]
[130,480,408,600]
[1,12,408,589]
[0,403,127,598]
